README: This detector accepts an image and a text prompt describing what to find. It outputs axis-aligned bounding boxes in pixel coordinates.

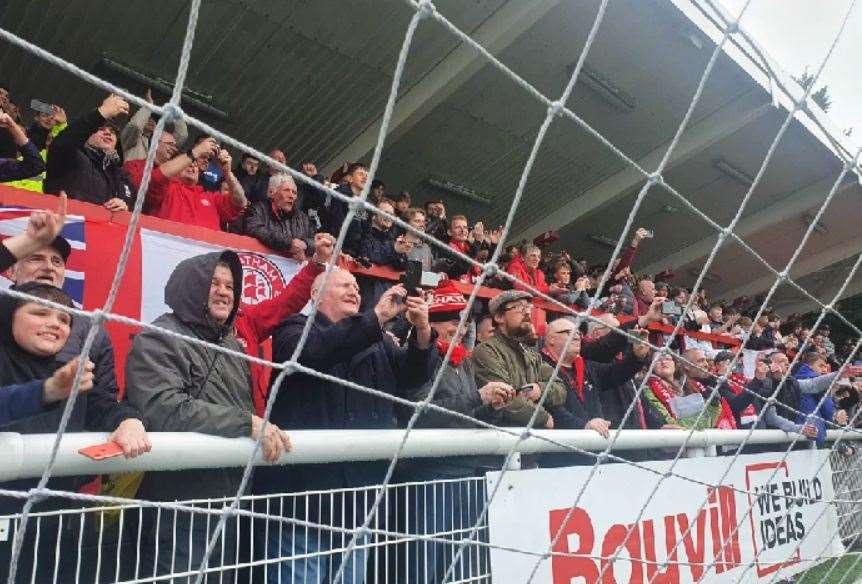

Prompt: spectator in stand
[195,137,225,193]
[434,214,481,283]
[0,112,45,182]
[539,318,651,466]
[632,275,655,317]
[238,233,335,417]
[424,199,449,244]
[817,325,836,359]
[793,350,851,446]
[370,178,386,204]
[0,282,150,583]
[507,244,551,334]
[244,173,313,260]
[126,251,290,582]
[123,130,179,212]
[645,349,735,430]
[547,256,590,308]
[0,195,66,273]
[120,89,188,162]
[394,191,411,220]
[9,232,127,409]
[233,152,266,204]
[358,197,410,309]
[323,162,369,257]
[27,102,67,152]
[473,290,566,429]
[256,270,435,584]
[242,148,285,204]
[145,137,247,230]
[402,208,434,269]
[746,316,779,351]
[396,280,513,583]
[476,312,495,343]
[44,95,134,211]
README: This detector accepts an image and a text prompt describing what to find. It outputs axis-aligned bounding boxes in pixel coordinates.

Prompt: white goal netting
[1,1,861,583]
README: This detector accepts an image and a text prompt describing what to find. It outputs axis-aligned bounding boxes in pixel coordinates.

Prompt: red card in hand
[78,442,124,461]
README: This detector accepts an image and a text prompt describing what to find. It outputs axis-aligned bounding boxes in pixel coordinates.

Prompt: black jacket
[322,184,367,256]
[257,310,436,494]
[44,109,133,206]
[243,200,314,254]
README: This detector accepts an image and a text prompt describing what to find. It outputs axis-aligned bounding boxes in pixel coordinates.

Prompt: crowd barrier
[1,429,860,583]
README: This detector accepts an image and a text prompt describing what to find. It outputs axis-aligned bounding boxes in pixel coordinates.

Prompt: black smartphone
[401,259,423,296]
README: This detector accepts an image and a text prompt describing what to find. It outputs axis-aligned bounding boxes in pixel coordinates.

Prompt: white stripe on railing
[2,429,861,481]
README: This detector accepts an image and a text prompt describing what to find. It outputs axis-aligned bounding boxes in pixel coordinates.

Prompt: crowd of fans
[1,88,862,583]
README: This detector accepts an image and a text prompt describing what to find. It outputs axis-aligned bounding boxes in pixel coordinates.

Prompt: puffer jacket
[44,109,134,206]
[125,250,253,500]
[472,332,566,427]
[243,200,314,254]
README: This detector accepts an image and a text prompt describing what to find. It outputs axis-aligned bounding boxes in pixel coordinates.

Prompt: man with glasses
[473,290,566,428]
[539,317,651,466]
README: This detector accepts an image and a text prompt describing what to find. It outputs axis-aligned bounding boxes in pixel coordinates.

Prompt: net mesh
[0,0,861,583]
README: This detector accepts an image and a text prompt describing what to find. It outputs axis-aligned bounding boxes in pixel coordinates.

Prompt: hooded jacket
[125,250,253,500]
[44,109,134,206]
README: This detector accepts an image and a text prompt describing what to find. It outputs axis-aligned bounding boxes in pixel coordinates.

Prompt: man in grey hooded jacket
[126,250,290,583]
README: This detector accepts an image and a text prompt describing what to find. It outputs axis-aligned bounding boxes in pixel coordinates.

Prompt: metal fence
[3,433,862,583]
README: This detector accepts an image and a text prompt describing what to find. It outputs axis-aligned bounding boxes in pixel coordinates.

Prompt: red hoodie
[234,261,323,416]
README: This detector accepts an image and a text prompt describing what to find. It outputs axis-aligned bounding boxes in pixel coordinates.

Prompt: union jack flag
[0,205,87,306]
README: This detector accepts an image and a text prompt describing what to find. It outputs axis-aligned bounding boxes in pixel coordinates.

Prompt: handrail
[1,429,858,482]
[0,184,740,347]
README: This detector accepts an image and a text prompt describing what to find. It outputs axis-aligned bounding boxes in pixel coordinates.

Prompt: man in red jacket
[234,232,337,416]
[145,137,247,230]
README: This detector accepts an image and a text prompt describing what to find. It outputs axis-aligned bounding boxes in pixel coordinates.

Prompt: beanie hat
[428,279,467,322]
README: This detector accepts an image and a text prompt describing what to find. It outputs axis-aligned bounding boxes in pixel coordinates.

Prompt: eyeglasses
[504,302,533,313]
[551,329,579,337]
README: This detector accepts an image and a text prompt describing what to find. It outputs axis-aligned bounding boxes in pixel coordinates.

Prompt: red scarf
[727,372,757,424]
[543,347,585,401]
[687,378,737,430]
[436,340,471,367]
[648,376,679,418]
[449,240,482,282]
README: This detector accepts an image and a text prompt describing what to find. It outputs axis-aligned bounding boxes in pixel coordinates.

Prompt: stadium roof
[1,0,860,315]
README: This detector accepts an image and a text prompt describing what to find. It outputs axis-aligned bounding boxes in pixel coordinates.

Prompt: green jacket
[472,332,566,428]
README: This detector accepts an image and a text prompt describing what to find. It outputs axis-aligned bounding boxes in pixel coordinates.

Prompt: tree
[793,69,832,113]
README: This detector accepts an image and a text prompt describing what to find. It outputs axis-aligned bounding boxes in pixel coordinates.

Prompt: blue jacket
[794,363,836,446]
[0,380,45,425]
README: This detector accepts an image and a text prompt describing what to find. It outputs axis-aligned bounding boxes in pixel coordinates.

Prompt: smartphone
[79,442,124,461]
[30,98,54,115]
[661,301,682,316]
[401,260,423,296]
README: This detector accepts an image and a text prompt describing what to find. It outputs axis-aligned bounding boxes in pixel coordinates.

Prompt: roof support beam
[509,93,772,243]
[719,238,862,301]
[640,177,856,276]
[321,0,561,171]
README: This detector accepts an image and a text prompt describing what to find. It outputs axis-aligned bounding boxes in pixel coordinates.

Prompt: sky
[720,0,862,140]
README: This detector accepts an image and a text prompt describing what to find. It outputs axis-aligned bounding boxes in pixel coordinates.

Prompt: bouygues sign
[486,450,841,583]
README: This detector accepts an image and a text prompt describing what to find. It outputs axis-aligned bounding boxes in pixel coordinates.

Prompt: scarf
[84,143,120,170]
[688,378,737,430]
[727,372,757,425]
[544,347,585,401]
[648,376,679,419]
[436,339,471,367]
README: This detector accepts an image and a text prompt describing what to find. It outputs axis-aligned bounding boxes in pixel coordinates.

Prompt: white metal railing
[3,429,862,482]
